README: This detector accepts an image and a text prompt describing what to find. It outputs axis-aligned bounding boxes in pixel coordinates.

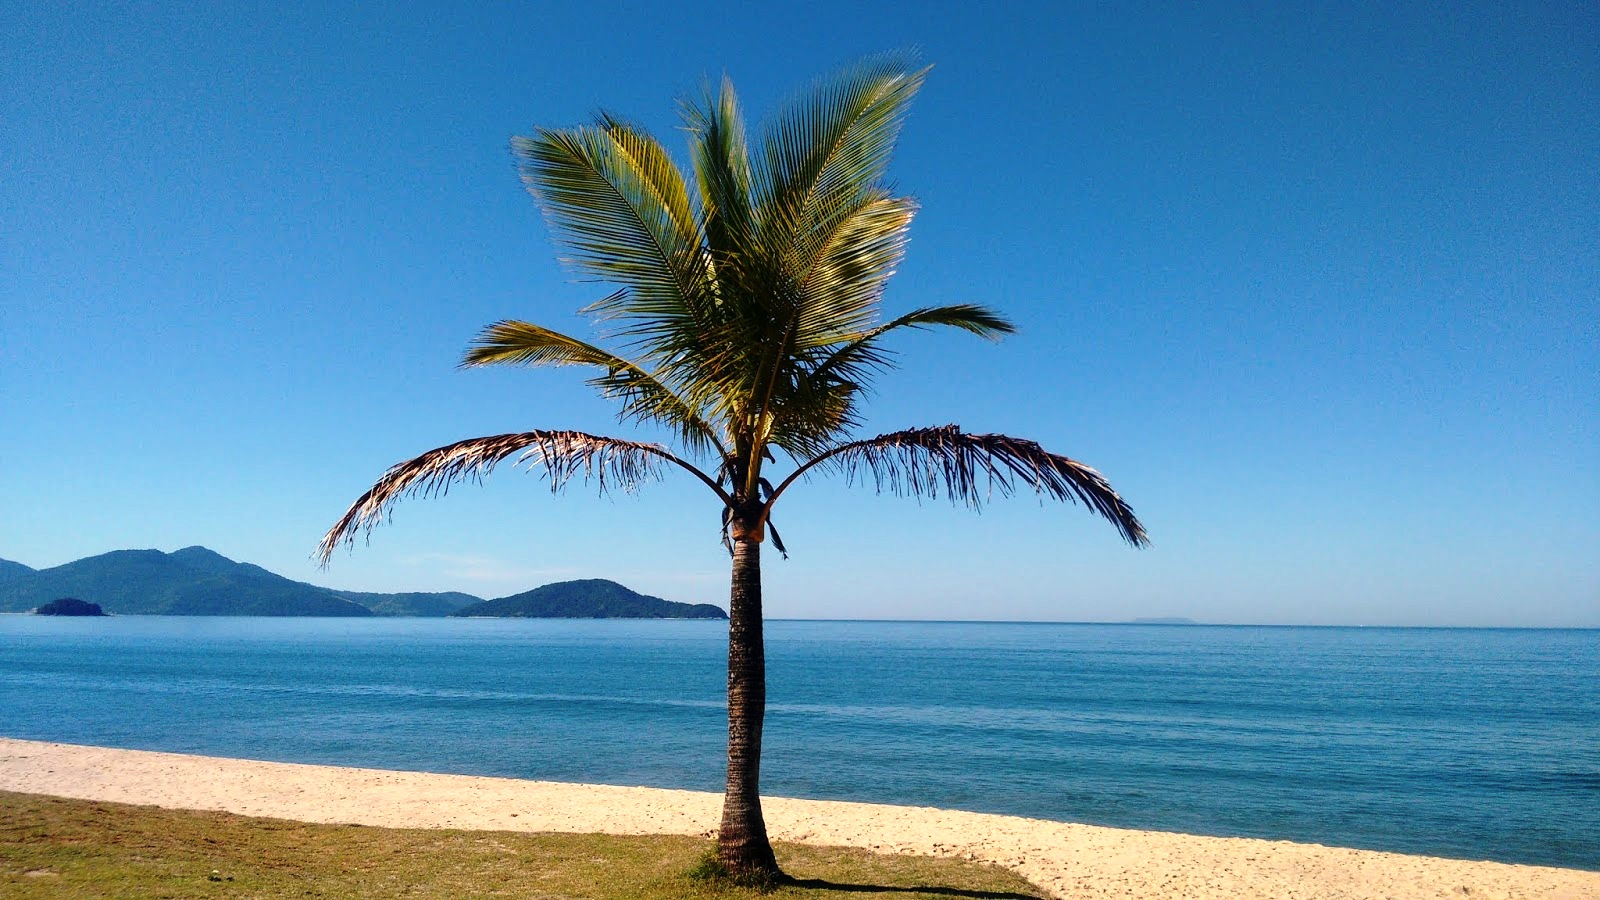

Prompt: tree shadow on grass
[781,876,1046,899]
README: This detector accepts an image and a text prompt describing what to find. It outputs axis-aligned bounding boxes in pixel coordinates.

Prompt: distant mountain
[0,549,706,620]
[453,579,726,620]
[0,558,36,584]
[0,547,483,617]
[330,590,481,617]
[0,547,372,616]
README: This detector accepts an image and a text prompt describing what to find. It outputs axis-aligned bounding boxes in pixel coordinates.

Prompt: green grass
[0,791,1046,899]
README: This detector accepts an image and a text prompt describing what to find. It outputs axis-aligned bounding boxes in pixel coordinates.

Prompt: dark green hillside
[453,579,726,619]
[35,597,106,616]
[330,590,482,617]
[0,548,370,616]
[166,545,239,576]
[0,559,36,584]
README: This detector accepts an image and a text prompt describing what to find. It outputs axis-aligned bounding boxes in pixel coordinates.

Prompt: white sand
[2,738,1593,899]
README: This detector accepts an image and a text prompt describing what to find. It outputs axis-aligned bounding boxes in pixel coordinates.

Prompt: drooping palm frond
[462,320,726,457]
[316,431,726,565]
[767,426,1148,547]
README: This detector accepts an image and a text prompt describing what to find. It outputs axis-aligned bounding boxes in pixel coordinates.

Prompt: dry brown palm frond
[769,426,1149,547]
[316,431,703,565]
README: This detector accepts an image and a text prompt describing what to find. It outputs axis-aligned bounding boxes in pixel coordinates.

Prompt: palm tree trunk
[717,535,780,876]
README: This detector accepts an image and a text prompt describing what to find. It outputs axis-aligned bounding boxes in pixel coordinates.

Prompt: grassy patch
[0,791,1045,899]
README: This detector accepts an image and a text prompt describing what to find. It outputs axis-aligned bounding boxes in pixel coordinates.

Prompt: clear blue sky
[4,1,1595,626]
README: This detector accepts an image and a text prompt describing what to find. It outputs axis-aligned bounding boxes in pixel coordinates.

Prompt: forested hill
[0,550,719,619]
[0,547,482,617]
[0,558,36,584]
[452,579,727,619]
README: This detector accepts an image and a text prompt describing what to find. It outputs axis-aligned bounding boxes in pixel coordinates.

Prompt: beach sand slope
[1,738,1592,899]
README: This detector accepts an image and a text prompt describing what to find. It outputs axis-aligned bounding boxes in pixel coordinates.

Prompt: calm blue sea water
[0,617,1595,869]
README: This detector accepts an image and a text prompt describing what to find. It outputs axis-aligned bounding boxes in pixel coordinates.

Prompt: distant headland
[0,547,724,620]
[452,579,726,620]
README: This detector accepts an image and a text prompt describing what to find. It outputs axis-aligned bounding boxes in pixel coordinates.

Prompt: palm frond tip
[789,426,1148,547]
[316,431,669,565]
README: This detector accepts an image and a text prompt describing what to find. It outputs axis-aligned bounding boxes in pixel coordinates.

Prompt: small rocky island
[452,579,726,619]
[35,597,107,616]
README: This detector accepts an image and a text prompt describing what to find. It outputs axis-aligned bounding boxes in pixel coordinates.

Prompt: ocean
[1,617,1595,870]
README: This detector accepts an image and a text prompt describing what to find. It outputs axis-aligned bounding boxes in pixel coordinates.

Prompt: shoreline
[2,738,1595,898]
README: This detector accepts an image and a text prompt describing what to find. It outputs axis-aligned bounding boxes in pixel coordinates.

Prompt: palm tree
[317,54,1147,879]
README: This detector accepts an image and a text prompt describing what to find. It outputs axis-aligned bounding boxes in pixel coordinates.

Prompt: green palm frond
[462,318,628,369]
[718,56,931,450]
[765,379,860,460]
[792,192,918,345]
[876,304,1016,339]
[807,303,1015,385]
[513,123,708,342]
[462,321,726,456]
[594,114,699,247]
[754,304,1015,461]
[683,77,756,268]
[768,425,1149,547]
[757,52,929,258]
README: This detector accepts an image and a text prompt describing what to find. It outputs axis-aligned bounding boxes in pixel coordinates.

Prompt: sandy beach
[2,738,1593,899]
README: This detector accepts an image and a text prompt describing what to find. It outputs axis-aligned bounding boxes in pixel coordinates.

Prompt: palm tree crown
[319,54,1145,878]
[320,54,1145,556]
